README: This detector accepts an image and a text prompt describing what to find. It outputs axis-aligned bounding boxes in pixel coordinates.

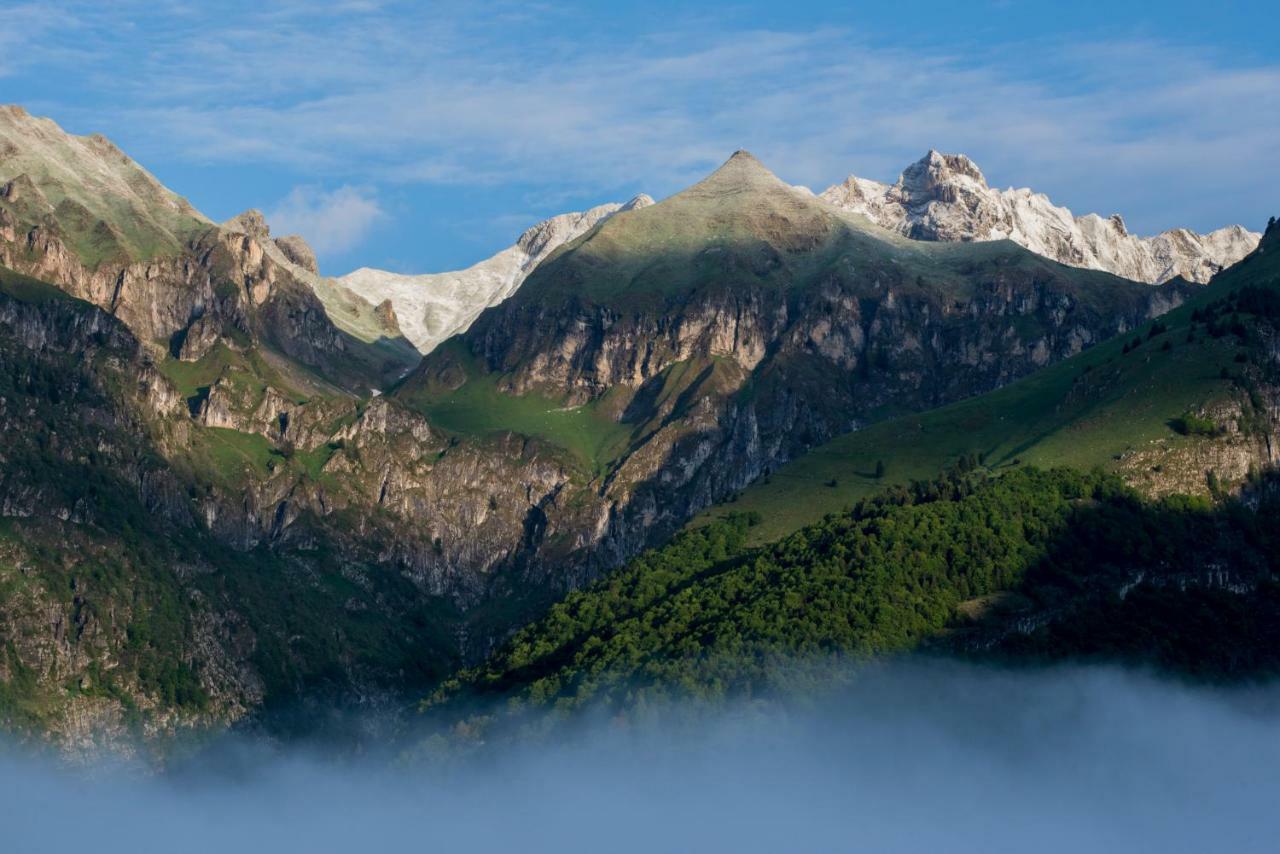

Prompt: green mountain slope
[426,467,1280,728]
[0,105,209,268]
[0,107,418,393]
[699,218,1280,543]
[407,151,1169,451]
[422,218,1280,730]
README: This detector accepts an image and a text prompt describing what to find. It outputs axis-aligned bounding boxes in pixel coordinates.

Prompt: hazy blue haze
[3,663,1277,853]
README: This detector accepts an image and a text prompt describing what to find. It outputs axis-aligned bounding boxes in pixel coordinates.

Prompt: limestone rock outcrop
[821,150,1259,284]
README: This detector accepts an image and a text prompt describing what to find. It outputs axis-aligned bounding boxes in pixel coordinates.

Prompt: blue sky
[2,0,1277,274]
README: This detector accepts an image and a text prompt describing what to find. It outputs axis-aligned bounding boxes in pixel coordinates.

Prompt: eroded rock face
[457,269,1178,573]
[821,151,1261,284]
[0,207,411,389]
[0,281,613,743]
[274,234,319,275]
[0,111,1264,746]
[0,110,417,391]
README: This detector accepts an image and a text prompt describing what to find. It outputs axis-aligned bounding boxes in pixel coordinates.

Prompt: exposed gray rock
[821,150,1260,284]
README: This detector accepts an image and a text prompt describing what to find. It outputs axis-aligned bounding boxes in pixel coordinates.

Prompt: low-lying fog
[3,662,1277,853]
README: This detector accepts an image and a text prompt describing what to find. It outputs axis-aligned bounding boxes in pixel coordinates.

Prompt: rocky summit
[821,150,1260,284]
[406,149,1185,583]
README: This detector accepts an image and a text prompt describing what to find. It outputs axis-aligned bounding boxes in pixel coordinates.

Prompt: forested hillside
[426,466,1280,733]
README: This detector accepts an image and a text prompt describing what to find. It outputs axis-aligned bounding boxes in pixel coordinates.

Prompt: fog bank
[3,663,1278,853]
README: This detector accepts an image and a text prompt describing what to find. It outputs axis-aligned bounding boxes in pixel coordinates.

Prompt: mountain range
[0,104,1276,753]
[308,148,1259,357]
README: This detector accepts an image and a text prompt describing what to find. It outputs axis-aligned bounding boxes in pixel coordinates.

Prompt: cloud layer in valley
[3,663,1279,853]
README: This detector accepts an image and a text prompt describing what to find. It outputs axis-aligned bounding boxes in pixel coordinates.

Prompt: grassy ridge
[698,238,1279,543]
[401,341,745,476]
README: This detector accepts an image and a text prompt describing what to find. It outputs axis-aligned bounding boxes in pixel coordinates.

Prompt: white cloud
[9,3,1280,237]
[267,185,385,258]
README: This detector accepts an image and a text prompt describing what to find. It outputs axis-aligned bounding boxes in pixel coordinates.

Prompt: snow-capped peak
[338,194,655,354]
[820,152,1260,284]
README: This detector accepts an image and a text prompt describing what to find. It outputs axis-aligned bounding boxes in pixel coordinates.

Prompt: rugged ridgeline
[821,151,1260,284]
[0,106,418,391]
[405,151,1185,585]
[339,195,655,354]
[699,215,1280,542]
[0,264,605,748]
[0,105,1239,747]
[0,108,595,744]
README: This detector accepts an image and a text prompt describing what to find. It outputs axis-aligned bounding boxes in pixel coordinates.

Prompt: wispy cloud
[5,1,1279,240]
[267,185,385,257]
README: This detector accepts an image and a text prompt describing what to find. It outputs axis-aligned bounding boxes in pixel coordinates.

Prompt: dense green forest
[429,465,1280,723]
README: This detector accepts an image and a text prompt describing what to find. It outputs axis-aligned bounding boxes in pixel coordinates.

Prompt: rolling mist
[3,662,1277,853]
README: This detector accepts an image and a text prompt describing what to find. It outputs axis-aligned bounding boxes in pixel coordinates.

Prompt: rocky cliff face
[0,269,617,746]
[0,281,260,750]
[821,151,1260,284]
[0,106,1264,749]
[0,109,418,391]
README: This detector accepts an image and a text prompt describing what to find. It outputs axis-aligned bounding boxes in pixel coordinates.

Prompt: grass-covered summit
[0,105,209,268]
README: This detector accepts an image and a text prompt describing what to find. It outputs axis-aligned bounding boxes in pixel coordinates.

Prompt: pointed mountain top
[223,209,271,241]
[0,106,210,267]
[687,149,795,198]
[901,150,989,192]
[717,148,773,174]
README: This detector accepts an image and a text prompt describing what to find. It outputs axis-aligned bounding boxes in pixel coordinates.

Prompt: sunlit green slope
[698,221,1280,543]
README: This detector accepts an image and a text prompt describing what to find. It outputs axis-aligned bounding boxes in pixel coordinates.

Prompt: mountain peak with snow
[901,150,989,195]
[338,193,655,353]
[820,152,1260,284]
